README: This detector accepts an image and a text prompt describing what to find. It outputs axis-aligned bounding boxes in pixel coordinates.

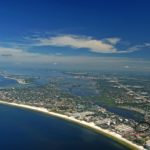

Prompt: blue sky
[0,0,150,71]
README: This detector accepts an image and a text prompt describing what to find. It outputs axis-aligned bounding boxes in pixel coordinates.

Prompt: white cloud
[145,43,150,46]
[0,47,23,55]
[0,34,150,63]
[33,34,150,54]
[117,43,150,53]
[0,34,149,72]
[34,35,118,53]
[0,46,39,59]
[103,37,121,45]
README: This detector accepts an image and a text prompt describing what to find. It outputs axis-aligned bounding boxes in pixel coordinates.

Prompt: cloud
[32,34,150,54]
[34,35,118,53]
[103,37,121,45]
[145,43,150,46]
[0,46,39,59]
[0,47,23,55]
[0,34,149,72]
[0,34,150,62]
[117,43,150,53]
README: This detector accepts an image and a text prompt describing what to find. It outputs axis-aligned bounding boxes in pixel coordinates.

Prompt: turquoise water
[0,104,130,150]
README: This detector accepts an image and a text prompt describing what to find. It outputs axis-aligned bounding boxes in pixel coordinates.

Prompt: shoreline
[118,106,145,115]
[4,76,27,84]
[0,100,145,150]
[0,74,27,84]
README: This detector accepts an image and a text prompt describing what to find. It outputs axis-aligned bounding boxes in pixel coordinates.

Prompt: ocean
[0,104,130,150]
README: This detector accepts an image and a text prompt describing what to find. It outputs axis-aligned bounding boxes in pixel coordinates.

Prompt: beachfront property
[0,72,150,149]
[145,140,150,150]
[114,124,134,134]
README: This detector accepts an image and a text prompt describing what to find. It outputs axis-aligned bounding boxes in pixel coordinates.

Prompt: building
[115,124,134,134]
[145,140,150,150]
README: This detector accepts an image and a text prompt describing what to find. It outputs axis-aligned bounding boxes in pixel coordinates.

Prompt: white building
[145,140,150,150]
[115,124,134,133]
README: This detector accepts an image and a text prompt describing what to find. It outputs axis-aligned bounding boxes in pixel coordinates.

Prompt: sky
[0,0,150,72]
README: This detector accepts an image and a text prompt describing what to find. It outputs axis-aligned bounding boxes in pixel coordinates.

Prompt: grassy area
[87,95,115,106]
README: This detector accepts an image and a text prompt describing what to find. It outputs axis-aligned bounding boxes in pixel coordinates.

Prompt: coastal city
[0,71,150,149]
[0,0,150,150]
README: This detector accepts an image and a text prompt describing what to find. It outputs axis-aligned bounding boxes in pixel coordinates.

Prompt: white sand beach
[0,100,145,150]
